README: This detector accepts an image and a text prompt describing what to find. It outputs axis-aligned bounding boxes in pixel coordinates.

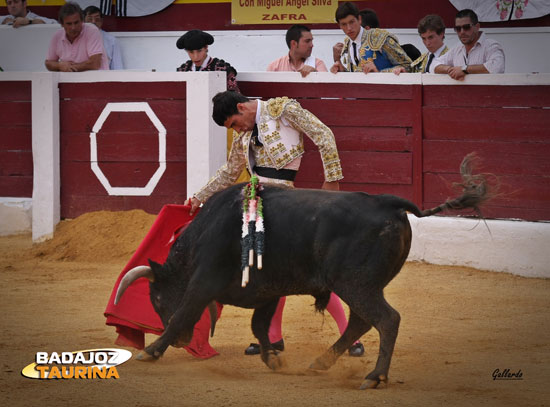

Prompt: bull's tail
[395,153,491,218]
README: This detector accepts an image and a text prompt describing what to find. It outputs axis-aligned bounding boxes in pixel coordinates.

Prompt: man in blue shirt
[84,5,124,70]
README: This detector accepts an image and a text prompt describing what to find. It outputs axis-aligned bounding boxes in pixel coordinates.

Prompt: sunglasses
[454,23,475,32]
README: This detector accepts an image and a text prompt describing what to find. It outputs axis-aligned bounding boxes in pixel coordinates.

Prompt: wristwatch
[461,65,469,74]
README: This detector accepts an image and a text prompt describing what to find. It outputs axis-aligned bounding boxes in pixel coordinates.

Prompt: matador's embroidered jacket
[341,28,411,73]
[194,97,343,203]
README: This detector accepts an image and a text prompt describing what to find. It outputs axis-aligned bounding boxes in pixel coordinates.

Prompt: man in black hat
[176,29,240,92]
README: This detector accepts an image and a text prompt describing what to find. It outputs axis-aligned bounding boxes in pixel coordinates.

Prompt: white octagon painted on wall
[90,102,166,196]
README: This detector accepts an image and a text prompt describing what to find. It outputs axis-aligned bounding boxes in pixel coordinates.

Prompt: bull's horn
[114,266,155,305]
[208,301,218,337]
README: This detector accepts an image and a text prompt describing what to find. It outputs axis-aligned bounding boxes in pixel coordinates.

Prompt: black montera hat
[176,30,214,50]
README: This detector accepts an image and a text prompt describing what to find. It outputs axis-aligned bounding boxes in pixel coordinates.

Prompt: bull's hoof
[359,374,388,390]
[309,358,331,371]
[264,352,286,370]
[136,350,161,362]
[309,359,330,370]
[308,351,338,371]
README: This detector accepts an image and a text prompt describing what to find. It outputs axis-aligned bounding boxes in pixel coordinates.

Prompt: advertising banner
[231,0,337,24]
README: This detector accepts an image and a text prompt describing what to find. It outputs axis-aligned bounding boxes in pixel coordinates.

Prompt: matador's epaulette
[266,97,292,119]
[365,28,391,51]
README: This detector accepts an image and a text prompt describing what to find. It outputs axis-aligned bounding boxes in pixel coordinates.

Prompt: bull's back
[260,188,412,288]
[182,185,412,298]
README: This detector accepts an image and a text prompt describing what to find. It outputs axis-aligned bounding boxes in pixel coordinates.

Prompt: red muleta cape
[104,204,223,359]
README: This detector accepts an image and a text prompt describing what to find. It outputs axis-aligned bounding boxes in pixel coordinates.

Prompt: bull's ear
[148,259,163,278]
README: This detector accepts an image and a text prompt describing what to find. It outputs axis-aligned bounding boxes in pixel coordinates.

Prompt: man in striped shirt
[432,8,505,80]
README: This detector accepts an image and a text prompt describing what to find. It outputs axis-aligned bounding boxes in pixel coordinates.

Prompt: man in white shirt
[1,0,57,28]
[84,5,123,70]
[432,8,505,80]
[267,24,327,78]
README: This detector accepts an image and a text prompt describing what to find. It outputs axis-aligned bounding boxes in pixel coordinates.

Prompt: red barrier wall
[239,81,423,205]
[59,82,188,219]
[0,81,32,198]
[422,85,550,221]
[2,78,548,222]
[239,80,550,222]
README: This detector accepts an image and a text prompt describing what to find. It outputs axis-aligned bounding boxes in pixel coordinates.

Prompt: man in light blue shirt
[84,5,123,70]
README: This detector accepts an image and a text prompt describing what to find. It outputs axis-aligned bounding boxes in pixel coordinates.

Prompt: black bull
[116,154,488,390]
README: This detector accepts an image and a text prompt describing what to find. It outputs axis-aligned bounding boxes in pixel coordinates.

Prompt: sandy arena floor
[0,210,548,406]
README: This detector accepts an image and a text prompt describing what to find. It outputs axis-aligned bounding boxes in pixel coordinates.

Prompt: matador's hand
[185,196,202,215]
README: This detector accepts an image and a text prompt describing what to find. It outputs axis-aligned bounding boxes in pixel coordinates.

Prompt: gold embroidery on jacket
[366,28,390,51]
[344,29,411,73]
[269,142,286,156]
[194,130,247,203]
[195,97,344,203]
[264,131,281,144]
[267,97,289,118]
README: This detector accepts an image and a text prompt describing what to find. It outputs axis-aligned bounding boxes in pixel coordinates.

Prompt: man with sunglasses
[431,9,505,80]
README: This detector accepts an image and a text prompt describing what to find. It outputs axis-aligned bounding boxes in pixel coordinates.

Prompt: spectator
[359,8,379,29]
[332,7,379,67]
[334,7,419,68]
[176,29,239,92]
[45,2,109,72]
[84,6,123,70]
[394,14,448,75]
[267,24,327,78]
[432,8,505,80]
[1,0,57,28]
[330,2,411,74]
